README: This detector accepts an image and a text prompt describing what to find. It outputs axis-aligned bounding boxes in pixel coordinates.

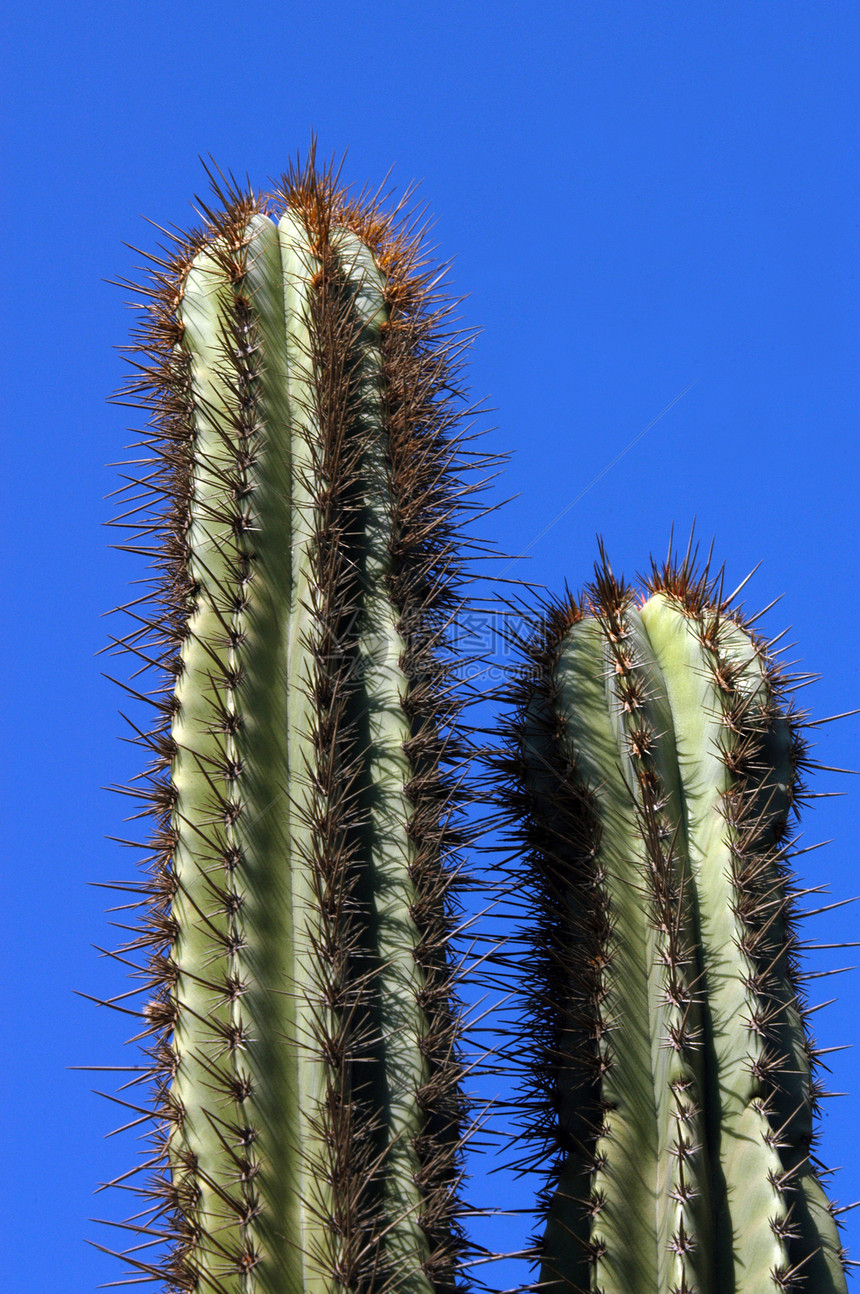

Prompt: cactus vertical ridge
[588,565,715,1294]
[496,548,848,1294]
[99,153,491,1293]
[649,579,785,1294]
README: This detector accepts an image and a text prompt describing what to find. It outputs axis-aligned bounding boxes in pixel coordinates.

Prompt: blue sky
[2,2,858,1289]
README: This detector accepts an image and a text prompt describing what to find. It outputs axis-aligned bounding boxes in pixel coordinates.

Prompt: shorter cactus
[498,547,848,1294]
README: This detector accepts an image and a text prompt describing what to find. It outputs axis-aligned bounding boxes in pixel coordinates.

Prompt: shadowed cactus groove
[497,547,849,1294]
[98,155,493,1294]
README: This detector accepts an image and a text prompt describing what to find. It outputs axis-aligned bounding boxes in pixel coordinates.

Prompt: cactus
[96,151,855,1294]
[498,548,849,1294]
[98,156,487,1294]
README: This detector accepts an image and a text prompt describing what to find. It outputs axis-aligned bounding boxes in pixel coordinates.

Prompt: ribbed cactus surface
[102,159,481,1294]
[500,553,848,1294]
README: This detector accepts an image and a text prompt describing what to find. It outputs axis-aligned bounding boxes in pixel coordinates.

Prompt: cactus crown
[98,151,496,1293]
[496,546,849,1294]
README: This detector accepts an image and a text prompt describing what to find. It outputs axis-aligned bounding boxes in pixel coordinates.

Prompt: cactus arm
[508,558,849,1294]
[104,161,479,1292]
[640,593,794,1291]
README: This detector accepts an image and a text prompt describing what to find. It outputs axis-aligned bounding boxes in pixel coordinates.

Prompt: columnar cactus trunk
[103,158,478,1294]
[499,552,848,1294]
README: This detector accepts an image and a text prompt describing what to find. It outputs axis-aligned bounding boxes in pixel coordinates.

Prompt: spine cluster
[99,156,491,1294]
[498,552,848,1294]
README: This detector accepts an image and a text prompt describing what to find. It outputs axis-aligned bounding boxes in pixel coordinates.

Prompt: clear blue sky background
[2,3,858,1290]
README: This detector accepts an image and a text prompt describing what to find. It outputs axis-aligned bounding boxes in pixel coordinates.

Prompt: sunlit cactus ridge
[99,154,495,1293]
[497,549,850,1294]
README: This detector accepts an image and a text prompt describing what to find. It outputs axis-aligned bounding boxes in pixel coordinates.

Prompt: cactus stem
[497,545,849,1294]
[98,149,495,1292]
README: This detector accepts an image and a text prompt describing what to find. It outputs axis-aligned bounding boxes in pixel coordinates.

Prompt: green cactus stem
[99,156,488,1294]
[499,548,848,1294]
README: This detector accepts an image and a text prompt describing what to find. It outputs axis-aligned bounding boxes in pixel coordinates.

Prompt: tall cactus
[100,157,485,1294]
[498,549,848,1294]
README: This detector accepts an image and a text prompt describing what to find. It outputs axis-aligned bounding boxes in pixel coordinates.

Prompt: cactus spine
[103,159,481,1293]
[500,552,848,1294]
